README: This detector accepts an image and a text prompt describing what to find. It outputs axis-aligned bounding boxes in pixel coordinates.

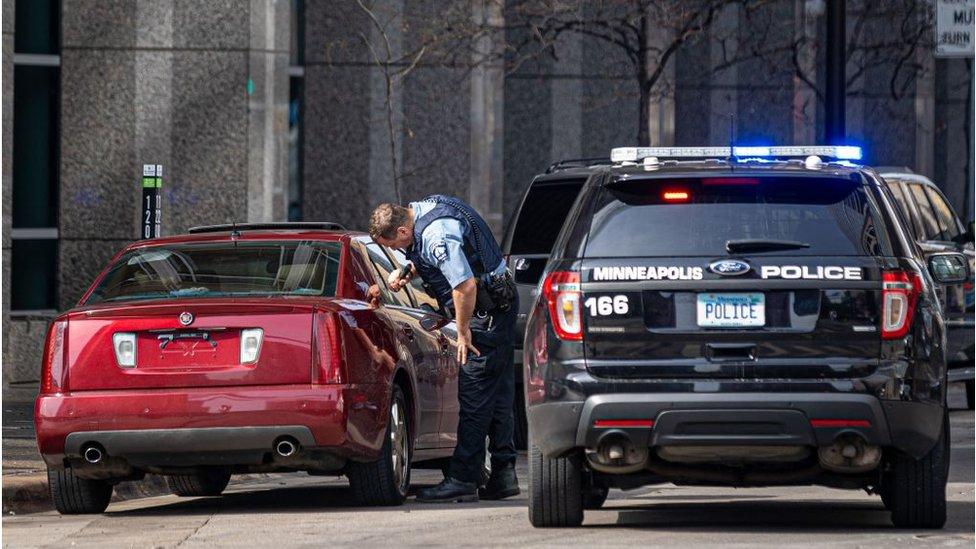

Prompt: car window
[510,180,585,255]
[363,242,412,307]
[907,184,944,241]
[923,186,961,242]
[885,182,922,240]
[584,177,891,257]
[86,241,342,305]
[386,246,440,311]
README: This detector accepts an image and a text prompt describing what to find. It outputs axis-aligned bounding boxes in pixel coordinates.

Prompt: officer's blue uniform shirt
[410,199,507,288]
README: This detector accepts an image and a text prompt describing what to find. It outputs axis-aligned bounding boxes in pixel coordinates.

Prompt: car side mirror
[419,312,450,332]
[928,252,970,284]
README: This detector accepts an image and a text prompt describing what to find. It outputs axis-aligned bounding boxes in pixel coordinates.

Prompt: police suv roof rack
[546,157,611,173]
[187,222,347,234]
[610,145,863,163]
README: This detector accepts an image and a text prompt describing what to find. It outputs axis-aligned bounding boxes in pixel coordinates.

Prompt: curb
[3,473,272,516]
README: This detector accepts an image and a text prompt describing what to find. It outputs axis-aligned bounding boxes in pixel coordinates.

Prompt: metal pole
[825,0,846,144]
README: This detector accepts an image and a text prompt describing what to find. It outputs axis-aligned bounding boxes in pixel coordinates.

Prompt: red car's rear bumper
[35,384,388,466]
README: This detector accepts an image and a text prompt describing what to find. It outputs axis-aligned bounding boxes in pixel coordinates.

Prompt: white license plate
[697,293,765,328]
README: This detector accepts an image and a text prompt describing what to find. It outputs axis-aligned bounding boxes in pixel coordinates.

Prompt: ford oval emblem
[179,312,194,326]
[709,259,751,276]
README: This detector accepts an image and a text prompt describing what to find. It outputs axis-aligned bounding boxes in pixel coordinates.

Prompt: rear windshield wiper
[726,239,811,253]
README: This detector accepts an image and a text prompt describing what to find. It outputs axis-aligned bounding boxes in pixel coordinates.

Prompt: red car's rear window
[85,240,342,304]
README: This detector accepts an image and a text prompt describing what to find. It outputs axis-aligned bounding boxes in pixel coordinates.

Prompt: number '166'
[584,295,629,316]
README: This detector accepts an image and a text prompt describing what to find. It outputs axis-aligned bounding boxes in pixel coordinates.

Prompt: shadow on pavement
[106,482,525,517]
[599,499,973,533]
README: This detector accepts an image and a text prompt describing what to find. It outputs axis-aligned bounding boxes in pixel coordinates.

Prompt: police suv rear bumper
[528,392,943,461]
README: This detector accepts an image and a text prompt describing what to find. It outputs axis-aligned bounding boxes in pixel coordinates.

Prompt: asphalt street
[3,388,973,548]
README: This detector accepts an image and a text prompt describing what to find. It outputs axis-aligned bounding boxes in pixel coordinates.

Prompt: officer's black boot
[416,477,479,503]
[478,463,519,500]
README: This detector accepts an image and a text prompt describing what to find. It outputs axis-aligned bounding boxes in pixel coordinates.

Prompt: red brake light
[881,270,922,339]
[662,190,690,202]
[542,270,582,340]
[313,311,344,384]
[40,320,67,394]
[810,419,871,428]
[593,419,655,428]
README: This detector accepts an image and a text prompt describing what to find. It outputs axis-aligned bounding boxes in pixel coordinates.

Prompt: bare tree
[788,0,935,123]
[489,0,787,145]
[346,1,479,203]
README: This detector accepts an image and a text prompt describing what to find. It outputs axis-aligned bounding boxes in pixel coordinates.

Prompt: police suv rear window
[584,176,890,257]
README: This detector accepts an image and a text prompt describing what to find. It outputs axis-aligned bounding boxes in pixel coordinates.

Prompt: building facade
[3,0,974,396]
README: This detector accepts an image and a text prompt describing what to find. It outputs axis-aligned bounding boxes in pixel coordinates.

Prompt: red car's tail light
[313,310,344,384]
[41,320,68,394]
[881,270,922,339]
[542,270,582,340]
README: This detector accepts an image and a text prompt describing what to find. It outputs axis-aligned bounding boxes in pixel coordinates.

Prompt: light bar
[610,145,863,162]
[611,147,731,162]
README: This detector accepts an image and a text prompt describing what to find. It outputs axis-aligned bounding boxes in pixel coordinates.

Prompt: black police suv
[523,147,970,529]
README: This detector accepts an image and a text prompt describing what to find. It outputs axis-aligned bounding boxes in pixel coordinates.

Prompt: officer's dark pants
[447,297,519,483]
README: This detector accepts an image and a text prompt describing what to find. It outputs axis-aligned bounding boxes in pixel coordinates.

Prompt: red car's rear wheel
[347,386,411,506]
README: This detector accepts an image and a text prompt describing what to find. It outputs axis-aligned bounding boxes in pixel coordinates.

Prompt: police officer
[369,196,519,503]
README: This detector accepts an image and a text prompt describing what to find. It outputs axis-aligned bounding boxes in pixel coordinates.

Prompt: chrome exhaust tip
[818,434,881,473]
[275,438,299,458]
[83,445,104,464]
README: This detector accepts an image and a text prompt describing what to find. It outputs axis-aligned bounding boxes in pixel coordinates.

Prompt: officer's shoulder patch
[431,242,449,263]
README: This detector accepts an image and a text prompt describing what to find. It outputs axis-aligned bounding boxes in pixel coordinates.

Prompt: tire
[885,411,949,528]
[48,467,113,515]
[966,379,974,411]
[513,384,528,450]
[528,443,584,527]
[348,385,411,506]
[583,485,609,510]
[166,469,231,497]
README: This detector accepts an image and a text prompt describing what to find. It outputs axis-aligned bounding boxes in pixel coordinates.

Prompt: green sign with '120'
[141,164,162,238]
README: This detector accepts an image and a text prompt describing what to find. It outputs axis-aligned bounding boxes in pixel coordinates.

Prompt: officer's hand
[456,327,480,365]
[387,270,406,291]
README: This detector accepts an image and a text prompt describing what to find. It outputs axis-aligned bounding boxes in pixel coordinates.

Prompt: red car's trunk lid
[66,300,315,390]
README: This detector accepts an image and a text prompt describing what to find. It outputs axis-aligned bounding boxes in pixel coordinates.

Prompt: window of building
[287,0,305,221]
[11,0,61,313]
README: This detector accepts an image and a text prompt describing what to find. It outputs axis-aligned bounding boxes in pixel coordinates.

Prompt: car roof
[124,229,366,251]
[876,171,936,187]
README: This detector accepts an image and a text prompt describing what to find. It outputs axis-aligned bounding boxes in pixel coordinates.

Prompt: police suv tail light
[113,332,137,368]
[240,328,264,364]
[542,271,582,340]
[662,190,690,202]
[881,271,921,339]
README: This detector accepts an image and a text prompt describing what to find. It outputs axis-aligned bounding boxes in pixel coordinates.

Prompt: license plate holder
[696,293,765,328]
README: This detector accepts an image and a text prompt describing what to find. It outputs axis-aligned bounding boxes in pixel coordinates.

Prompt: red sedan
[35,223,465,513]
